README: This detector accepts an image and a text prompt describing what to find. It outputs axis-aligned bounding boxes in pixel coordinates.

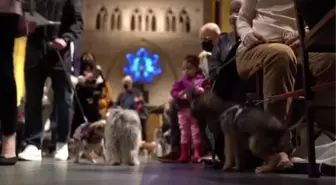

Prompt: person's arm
[132,88,144,103]
[60,0,83,43]
[236,0,257,41]
[171,81,184,98]
[208,37,222,81]
[99,83,113,110]
[116,92,122,106]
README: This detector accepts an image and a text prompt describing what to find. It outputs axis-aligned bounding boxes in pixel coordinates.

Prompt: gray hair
[122,75,133,84]
[200,22,221,35]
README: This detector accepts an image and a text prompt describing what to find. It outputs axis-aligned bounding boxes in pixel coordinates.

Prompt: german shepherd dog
[189,88,292,172]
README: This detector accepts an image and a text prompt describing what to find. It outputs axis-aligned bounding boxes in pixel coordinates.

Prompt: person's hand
[243,31,267,48]
[134,97,141,102]
[78,76,87,86]
[178,91,187,99]
[48,38,67,50]
[285,36,300,55]
[195,86,205,94]
[84,72,94,81]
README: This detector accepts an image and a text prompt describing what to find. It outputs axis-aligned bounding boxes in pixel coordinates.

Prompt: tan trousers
[236,43,335,127]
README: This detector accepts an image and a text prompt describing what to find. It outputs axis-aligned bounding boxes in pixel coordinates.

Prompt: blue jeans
[24,66,73,149]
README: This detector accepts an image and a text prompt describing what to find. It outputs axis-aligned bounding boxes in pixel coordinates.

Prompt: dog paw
[233,166,242,172]
[90,159,97,164]
[73,159,80,163]
[254,164,274,173]
[128,160,140,166]
[110,161,121,166]
[222,163,233,171]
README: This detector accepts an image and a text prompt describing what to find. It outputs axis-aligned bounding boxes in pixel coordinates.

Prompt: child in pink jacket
[171,55,205,163]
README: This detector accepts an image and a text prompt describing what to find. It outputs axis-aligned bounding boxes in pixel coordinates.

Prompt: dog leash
[56,50,89,124]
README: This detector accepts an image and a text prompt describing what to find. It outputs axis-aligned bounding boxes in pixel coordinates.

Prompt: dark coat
[25,0,83,71]
[208,32,245,102]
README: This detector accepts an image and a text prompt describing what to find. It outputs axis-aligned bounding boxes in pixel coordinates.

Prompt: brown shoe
[157,151,180,163]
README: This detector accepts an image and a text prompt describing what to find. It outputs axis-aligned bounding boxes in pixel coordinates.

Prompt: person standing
[116,76,148,143]
[18,0,83,161]
[170,55,204,163]
[71,53,105,137]
[0,0,23,165]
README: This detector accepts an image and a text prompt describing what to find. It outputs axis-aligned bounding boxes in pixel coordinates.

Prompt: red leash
[266,81,336,102]
[208,78,335,104]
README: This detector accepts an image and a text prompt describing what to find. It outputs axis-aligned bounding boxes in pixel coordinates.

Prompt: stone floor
[0,159,334,185]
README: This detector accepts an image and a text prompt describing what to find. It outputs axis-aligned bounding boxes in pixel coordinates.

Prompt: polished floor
[0,158,335,185]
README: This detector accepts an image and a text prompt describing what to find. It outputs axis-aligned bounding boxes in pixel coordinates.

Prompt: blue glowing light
[123,48,162,83]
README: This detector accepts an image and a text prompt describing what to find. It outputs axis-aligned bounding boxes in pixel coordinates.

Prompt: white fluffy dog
[104,108,142,166]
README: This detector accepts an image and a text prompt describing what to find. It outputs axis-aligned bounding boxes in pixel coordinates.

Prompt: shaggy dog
[72,120,106,164]
[104,108,142,166]
[189,88,293,172]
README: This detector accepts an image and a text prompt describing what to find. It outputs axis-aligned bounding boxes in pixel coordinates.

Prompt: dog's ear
[90,120,106,128]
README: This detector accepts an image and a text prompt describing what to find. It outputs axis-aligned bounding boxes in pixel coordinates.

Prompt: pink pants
[177,108,200,145]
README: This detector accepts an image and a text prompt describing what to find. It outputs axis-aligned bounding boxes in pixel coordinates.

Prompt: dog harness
[220,104,244,125]
[73,123,102,144]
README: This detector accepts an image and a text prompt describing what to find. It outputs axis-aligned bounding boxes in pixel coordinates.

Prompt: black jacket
[25,0,83,70]
[208,32,245,102]
[27,0,83,43]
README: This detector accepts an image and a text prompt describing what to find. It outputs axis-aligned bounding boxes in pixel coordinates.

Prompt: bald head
[199,23,221,42]
[199,23,221,52]
[199,23,221,51]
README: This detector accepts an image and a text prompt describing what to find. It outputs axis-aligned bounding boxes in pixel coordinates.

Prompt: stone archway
[105,39,177,105]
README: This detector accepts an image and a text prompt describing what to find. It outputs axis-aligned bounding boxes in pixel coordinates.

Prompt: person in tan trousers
[236,0,335,171]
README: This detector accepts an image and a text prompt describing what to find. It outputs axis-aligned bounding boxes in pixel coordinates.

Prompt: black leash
[56,50,89,124]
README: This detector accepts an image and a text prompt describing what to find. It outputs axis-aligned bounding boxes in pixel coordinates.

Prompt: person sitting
[199,23,221,79]
[196,1,243,164]
[236,0,335,172]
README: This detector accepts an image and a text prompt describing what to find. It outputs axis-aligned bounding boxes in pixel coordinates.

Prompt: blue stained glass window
[123,48,162,83]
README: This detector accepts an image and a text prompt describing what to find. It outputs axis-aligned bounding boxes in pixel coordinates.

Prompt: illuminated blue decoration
[123,48,162,83]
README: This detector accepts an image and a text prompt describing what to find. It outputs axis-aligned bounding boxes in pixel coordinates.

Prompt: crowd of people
[0,0,151,165]
[157,0,335,173]
[0,0,334,175]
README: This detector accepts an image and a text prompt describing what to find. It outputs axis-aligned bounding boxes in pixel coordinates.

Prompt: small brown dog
[72,120,106,164]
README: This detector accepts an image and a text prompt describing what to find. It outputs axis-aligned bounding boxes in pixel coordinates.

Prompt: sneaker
[18,145,42,161]
[54,143,69,161]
